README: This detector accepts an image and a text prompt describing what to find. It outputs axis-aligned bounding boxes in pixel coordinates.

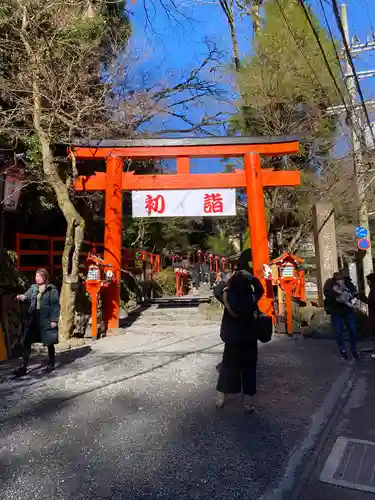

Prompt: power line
[296,0,350,112]
[274,0,351,147]
[298,0,375,190]
[292,0,356,144]
[275,0,366,160]
[317,0,375,183]
[331,0,375,146]
[317,0,347,84]
[274,0,333,99]
[275,0,360,165]
[363,0,375,38]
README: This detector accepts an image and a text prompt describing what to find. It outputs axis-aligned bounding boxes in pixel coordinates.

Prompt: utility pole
[341,3,374,292]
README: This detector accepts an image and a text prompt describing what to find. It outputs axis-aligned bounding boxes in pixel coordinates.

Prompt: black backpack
[323,298,332,315]
[222,271,272,343]
[222,271,260,317]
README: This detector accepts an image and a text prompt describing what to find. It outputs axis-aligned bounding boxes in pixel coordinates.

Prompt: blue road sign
[357,238,370,251]
[356,226,368,239]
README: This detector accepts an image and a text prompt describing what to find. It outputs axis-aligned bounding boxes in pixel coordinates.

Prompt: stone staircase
[120,300,220,334]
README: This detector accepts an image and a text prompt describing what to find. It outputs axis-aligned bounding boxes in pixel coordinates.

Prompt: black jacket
[323,277,357,316]
[23,284,60,346]
[214,271,264,345]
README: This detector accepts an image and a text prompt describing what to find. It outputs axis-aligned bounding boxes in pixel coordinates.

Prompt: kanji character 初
[145,194,165,215]
[203,193,224,214]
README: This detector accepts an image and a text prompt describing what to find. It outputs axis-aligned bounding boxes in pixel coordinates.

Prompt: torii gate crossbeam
[72,136,300,330]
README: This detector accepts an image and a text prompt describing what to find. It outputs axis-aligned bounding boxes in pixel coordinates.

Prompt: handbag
[254,309,273,343]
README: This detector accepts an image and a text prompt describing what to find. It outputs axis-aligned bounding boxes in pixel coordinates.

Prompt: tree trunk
[21,8,86,341]
[288,224,307,254]
[32,75,85,341]
[39,142,85,341]
[251,3,262,34]
[58,218,85,341]
[219,0,241,72]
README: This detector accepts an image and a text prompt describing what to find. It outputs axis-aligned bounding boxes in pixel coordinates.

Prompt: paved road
[0,328,352,499]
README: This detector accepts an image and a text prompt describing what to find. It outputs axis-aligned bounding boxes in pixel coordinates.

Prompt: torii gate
[72,136,300,329]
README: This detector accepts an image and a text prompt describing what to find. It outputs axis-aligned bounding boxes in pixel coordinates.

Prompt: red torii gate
[72,137,300,329]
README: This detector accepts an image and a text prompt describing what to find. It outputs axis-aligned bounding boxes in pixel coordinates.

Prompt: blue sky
[126,0,375,170]
[128,0,375,94]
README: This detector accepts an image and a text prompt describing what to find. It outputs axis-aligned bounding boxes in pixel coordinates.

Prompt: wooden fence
[15,233,161,274]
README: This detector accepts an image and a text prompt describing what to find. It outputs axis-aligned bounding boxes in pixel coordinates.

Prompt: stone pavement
[0,327,355,500]
[294,345,375,500]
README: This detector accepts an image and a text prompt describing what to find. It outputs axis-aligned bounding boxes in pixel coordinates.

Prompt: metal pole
[341,3,373,293]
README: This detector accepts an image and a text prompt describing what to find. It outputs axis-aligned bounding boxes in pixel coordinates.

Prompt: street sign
[355,226,369,239]
[357,238,370,251]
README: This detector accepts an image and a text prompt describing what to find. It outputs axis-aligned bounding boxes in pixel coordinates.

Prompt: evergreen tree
[232,0,343,255]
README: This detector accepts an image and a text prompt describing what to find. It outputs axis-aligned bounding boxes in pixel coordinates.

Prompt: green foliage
[243,228,250,250]
[124,216,211,257]
[152,269,176,297]
[234,0,341,135]
[1,250,27,289]
[23,135,42,170]
[206,234,235,256]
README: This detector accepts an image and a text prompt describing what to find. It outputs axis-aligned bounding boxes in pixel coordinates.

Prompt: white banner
[132,189,236,218]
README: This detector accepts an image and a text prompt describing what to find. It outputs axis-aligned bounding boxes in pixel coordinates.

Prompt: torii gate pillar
[103,157,123,328]
[244,153,268,277]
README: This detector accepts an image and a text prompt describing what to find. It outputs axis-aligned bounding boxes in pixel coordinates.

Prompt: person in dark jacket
[324,269,359,360]
[213,250,264,412]
[191,263,200,296]
[14,268,60,377]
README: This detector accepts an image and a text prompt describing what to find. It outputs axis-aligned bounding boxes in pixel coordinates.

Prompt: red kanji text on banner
[132,189,236,217]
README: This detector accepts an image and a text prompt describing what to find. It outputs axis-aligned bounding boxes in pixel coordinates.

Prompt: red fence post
[49,237,53,275]
[16,233,21,270]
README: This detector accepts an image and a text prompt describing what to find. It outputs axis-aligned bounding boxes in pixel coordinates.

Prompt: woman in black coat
[14,268,60,377]
[214,251,264,413]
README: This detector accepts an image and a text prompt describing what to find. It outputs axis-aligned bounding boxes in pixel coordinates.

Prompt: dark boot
[15,343,32,378]
[13,366,27,378]
[43,363,55,374]
[44,345,55,373]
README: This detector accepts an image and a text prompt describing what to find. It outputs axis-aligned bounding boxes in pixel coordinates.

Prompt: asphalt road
[0,328,351,500]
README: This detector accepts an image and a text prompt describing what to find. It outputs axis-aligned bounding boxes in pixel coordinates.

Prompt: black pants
[216,343,258,396]
[23,339,55,368]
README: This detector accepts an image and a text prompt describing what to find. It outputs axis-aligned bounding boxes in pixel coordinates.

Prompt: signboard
[355,226,368,239]
[132,189,236,218]
[2,167,24,212]
[357,238,370,251]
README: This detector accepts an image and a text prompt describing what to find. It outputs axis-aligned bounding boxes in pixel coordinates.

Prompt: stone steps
[120,303,219,331]
[120,323,219,335]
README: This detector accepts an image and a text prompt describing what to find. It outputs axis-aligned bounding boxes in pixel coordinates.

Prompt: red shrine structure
[72,137,300,329]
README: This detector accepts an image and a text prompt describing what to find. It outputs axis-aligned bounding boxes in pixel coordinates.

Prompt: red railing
[15,233,161,274]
